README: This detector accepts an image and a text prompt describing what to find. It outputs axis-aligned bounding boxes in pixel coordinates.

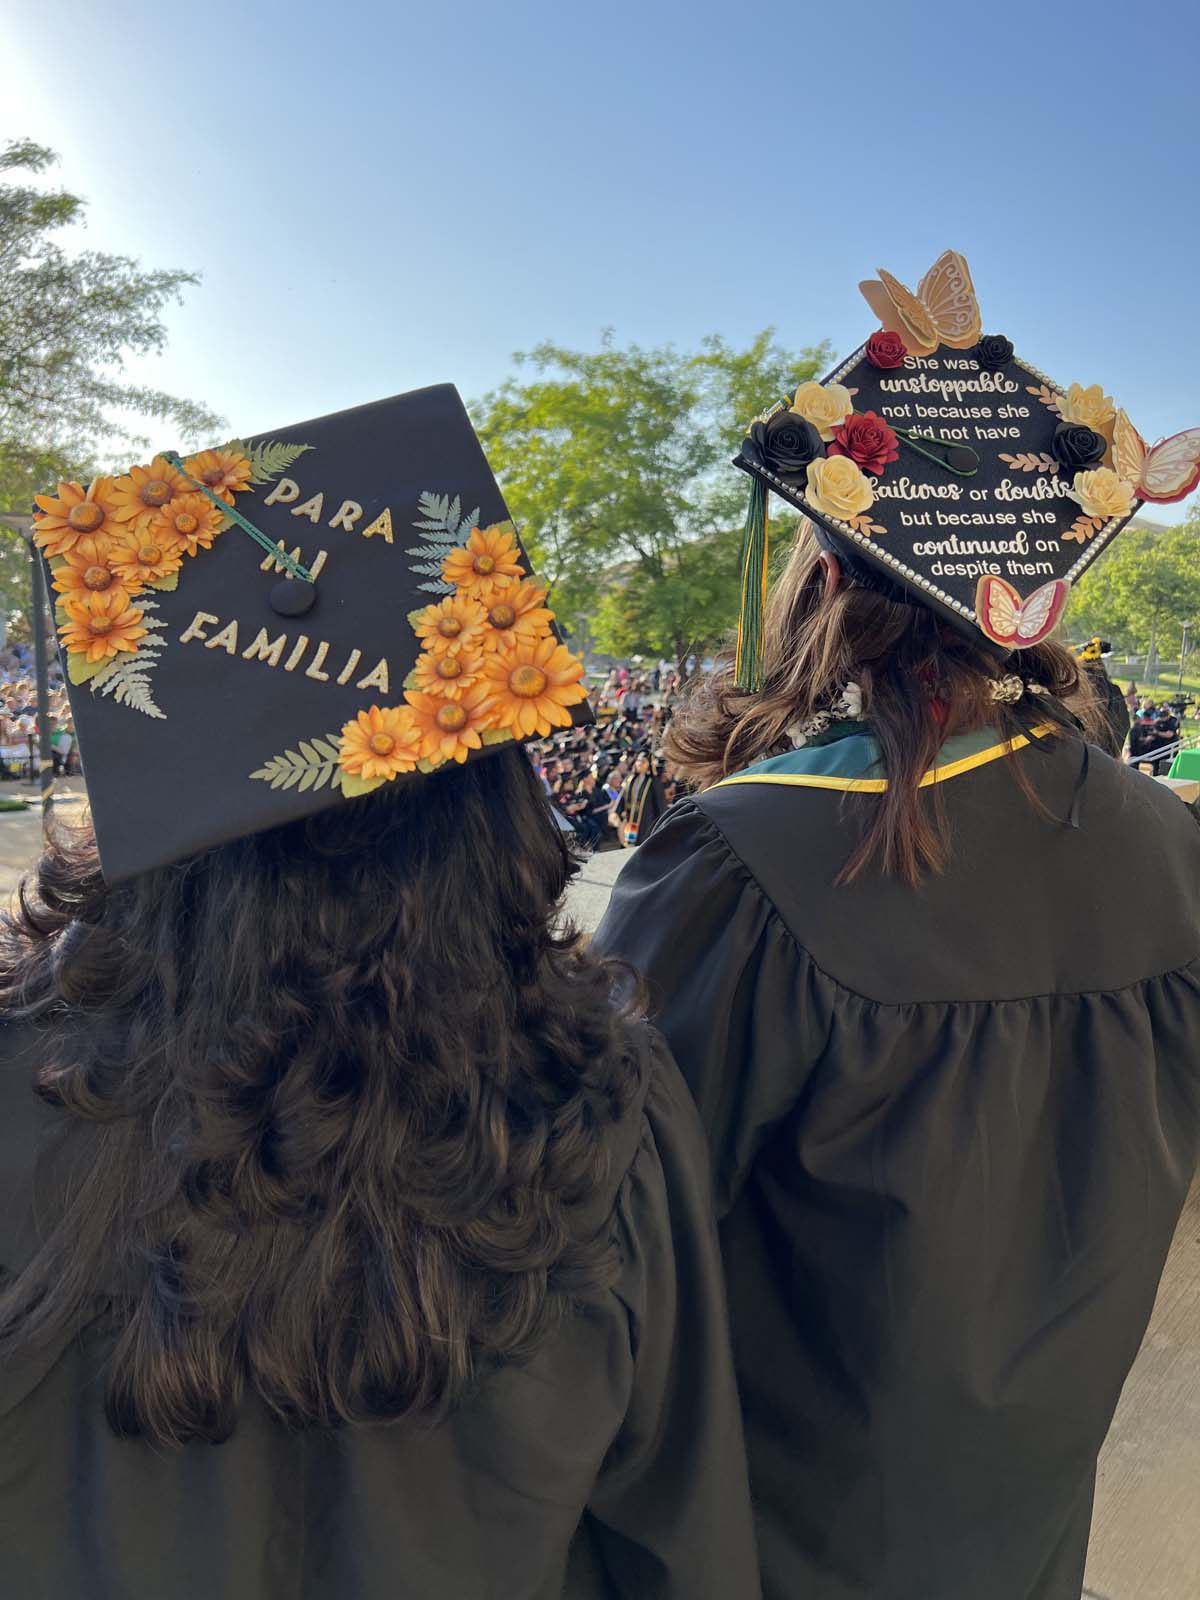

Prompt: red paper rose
[865,330,907,369]
[828,411,900,476]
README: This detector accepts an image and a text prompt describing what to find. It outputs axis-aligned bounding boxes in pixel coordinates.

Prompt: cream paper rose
[1059,382,1116,437]
[791,381,854,442]
[805,455,875,519]
[1068,466,1134,521]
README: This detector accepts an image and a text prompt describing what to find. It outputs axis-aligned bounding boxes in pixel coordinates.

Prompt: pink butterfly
[976,576,1071,648]
[1112,410,1200,504]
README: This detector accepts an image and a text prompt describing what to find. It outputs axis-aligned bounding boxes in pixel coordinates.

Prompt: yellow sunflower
[412,593,490,656]
[481,637,587,738]
[404,682,493,767]
[182,446,253,504]
[150,492,226,557]
[410,647,486,701]
[441,524,526,598]
[109,458,193,529]
[32,479,121,559]
[58,591,147,663]
[338,705,423,782]
[479,581,555,653]
[51,537,140,607]
[109,527,185,587]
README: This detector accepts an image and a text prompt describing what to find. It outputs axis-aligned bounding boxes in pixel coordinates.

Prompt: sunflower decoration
[57,591,148,664]
[403,683,495,767]
[109,458,194,530]
[50,537,139,608]
[440,523,525,599]
[338,705,424,783]
[409,647,487,702]
[411,593,491,657]
[182,446,253,505]
[149,492,226,558]
[481,635,588,738]
[108,527,186,588]
[479,581,555,653]
[32,479,121,559]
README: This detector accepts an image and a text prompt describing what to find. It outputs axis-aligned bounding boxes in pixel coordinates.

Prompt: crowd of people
[0,636,76,781]
[1123,684,1188,772]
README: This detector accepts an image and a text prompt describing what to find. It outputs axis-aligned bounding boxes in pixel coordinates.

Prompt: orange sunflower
[404,682,493,767]
[149,492,225,557]
[109,526,185,587]
[58,591,147,663]
[50,537,140,607]
[109,458,193,529]
[441,524,526,598]
[410,647,486,701]
[412,593,490,657]
[481,637,587,738]
[182,446,253,504]
[479,581,555,653]
[32,479,121,559]
[338,705,423,782]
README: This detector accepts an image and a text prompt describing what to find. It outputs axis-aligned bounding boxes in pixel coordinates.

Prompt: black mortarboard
[732,250,1200,685]
[34,385,590,882]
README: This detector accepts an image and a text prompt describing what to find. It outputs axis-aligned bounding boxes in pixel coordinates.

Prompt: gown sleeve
[592,799,832,1214]
[581,1049,761,1599]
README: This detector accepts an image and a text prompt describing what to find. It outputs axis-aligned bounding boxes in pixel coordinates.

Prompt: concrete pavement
[0,808,1195,1594]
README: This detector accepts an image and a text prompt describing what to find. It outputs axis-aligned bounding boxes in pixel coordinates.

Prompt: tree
[0,138,221,625]
[1063,513,1200,677]
[472,330,831,671]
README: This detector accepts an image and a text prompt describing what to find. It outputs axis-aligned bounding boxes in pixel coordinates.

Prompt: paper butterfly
[1112,410,1200,504]
[859,250,982,358]
[975,576,1071,649]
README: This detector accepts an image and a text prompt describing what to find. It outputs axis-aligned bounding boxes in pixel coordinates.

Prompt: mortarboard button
[269,578,317,617]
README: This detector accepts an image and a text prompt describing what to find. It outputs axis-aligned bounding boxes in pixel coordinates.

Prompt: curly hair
[0,746,650,1447]
[666,525,1104,884]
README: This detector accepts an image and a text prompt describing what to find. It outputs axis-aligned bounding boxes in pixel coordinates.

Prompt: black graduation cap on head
[34,384,590,883]
[731,249,1200,687]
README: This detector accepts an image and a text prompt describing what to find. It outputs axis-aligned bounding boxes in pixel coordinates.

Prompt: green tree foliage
[1063,512,1200,671]
[473,330,831,670]
[0,139,221,626]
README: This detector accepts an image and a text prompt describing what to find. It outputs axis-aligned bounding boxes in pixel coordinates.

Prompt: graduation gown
[0,1031,760,1600]
[593,724,1200,1600]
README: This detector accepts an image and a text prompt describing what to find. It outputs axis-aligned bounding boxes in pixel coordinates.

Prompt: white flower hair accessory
[786,680,865,749]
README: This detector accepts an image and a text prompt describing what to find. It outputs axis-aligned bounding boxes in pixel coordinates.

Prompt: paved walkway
[0,810,1195,1593]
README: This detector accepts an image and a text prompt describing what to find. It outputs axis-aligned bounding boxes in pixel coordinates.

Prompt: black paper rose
[1052,421,1108,471]
[975,334,1014,370]
[742,410,823,482]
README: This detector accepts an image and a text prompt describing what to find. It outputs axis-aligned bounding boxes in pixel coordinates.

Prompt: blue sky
[5,0,1198,519]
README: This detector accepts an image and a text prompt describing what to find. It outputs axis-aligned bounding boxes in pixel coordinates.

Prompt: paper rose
[828,412,899,476]
[1068,467,1135,521]
[1052,422,1108,472]
[1059,383,1116,437]
[742,410,823,482]
[805,455,874,520]
[865,331,907,370]
[791,381,854,443]
[974,334,1014,370]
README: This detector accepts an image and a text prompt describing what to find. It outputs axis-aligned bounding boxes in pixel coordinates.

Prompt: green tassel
[734,477,769,691]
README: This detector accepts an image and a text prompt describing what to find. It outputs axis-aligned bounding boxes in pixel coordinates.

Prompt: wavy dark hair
[666,525,1104,884]
[0,746,649,1447]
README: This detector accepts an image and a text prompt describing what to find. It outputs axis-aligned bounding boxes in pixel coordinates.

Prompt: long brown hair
[0,747,650,1446]
[666,525,1101,883]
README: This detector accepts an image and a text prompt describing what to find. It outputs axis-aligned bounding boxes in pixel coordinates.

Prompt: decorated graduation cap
[34,384,589,882]
[733,249,1200,687]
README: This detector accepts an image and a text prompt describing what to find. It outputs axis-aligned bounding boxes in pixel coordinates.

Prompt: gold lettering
[335,648,362,686]
[355,657,390,694]
[328,499,363,532]
[205,621,240,655]
[283,635,310,673]
[291,492,324,524]
[242,627,288,668]
[264,477,301,507]
[308,549,328,578]
[304,641,331,682]
[180,611,219,644]
[260,540,303,574]
[360,507,394,544]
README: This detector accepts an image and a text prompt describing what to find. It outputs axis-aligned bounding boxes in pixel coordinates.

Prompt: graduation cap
[33,385,590,883]
[732,249,1200,687]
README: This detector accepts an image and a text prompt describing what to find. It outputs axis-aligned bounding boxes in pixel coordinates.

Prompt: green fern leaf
[247,440,314,486]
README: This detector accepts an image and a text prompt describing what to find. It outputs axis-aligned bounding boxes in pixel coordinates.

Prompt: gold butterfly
[1112,408,1200,504]
[860,250,982,357]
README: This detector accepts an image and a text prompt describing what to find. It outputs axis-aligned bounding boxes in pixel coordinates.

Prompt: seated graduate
[0,387,759,1600]
[593,252,1200,1600]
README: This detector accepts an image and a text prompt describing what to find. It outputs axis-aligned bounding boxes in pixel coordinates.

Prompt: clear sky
[5,0,1198,519]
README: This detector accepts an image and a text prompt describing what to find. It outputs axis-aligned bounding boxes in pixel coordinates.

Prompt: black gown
[0,1030,761,1600]
[594,724,1200,1600]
